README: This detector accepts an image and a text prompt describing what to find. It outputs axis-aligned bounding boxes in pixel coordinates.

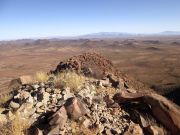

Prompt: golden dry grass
[0,113,30,135]
[70,121,98,135]
[34,71,49,83]
[53,72,85,91]
[0,94,12,105]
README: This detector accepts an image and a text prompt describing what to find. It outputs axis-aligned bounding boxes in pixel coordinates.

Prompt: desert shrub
[70,121,97,135]
[0,93,12,106]
[35,71,49,83]
[0,113,30,135]
[53,71,85,91]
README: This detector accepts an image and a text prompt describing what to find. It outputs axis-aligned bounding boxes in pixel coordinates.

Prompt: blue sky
[0,0,180,40]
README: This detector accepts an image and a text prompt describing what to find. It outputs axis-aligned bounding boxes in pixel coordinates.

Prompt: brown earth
[0,37,180,104]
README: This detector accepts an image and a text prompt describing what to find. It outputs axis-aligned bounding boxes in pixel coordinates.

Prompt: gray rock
[54,89,61,94]
[33,84,40,90]
[62,87,74,100]
[98,78,111,87]
[56,94,62,99]
[36,102,43,108]
[57,100,66,107]
[82,118,91,128]
[39,82,45,87]
[36,108,44,113]
[0,114,7,126]
[10,101,20,109]
[42,92,50,105]
[46,88,52,93]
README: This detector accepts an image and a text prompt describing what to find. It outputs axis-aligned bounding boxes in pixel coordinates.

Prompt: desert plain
[0,36,180,104]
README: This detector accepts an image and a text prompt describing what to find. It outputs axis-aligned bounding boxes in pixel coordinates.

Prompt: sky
[0,0,180,40]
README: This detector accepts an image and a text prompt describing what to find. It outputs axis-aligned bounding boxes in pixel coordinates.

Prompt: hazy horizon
[0,0,180,40]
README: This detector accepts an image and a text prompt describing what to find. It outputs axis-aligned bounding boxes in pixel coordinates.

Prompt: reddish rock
[65,97,88,120]
[34,128,43,135]
[113,90,180,135]
[48,106,67,130]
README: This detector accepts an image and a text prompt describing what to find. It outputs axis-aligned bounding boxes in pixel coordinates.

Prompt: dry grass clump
[35,71,49,83]
[0,94,12,106]
[0,113,30,135]
[53,72,85,91]
[70,121,98,135]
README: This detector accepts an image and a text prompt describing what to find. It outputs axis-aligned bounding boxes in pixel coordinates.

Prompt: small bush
[70,121,98,135]
[53,72,85,91]
[0,113,30,135]
[0,94,12,106]
[35,71,49,83]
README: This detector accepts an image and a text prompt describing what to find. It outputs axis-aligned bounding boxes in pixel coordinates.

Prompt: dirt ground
[0,37,180,97]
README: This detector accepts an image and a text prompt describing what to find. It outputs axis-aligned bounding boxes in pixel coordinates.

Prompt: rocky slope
[0,52,180,135]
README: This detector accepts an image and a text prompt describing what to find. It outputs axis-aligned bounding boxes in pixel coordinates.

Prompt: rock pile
[52,52,115,78]
[3,75,141,135]
[1,52,180,135]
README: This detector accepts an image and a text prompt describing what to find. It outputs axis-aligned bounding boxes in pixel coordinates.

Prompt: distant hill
[1,31,180,42]
[79,32,139,38]
[78,31,180,39]
[159,31,180,35]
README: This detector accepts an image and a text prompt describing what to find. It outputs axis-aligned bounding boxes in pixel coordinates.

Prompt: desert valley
[0,36,180,104]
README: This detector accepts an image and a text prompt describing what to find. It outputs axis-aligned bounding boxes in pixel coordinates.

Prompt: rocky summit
[0,52,180,135]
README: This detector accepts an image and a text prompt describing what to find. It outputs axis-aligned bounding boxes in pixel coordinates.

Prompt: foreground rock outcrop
[0,52,180,135]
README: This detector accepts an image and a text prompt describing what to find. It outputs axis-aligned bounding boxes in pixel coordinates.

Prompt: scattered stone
[10,101,20,109]
[4,53,177,135]
[0,114,7,126]
[19,75,33,85]
[42,92,50,105]
[98,78,111,87]
[124,122,144,135]
[36,108,44,113]
[62,87,74,100]
[7,111,15,120]
[33,84,40,90]
[46,88,52,93]
[54,89,61,94]
[34,127,43,135]
[8,78,22,90]
[146,125,165,135]
[82,118,91,128]
[20,91,31,100]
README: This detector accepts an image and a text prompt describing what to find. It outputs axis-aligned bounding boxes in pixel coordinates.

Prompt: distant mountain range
[159,31,180,35]
[79,31,180,38]
[1,31,180,41]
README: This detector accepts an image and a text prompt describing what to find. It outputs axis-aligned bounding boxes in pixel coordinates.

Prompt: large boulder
[48,106,67,129]
[113,89,180,135]
[65,97,88,120]
[19,75,33,85]
[8,75,33,90]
